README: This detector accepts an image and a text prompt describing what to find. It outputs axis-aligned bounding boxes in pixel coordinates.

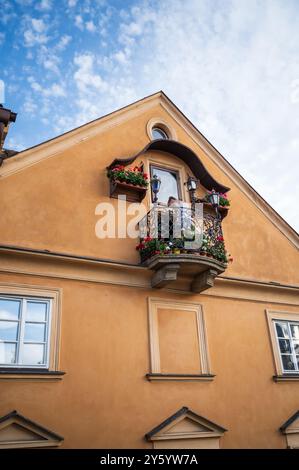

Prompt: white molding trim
[146,117,177,141]
[0,246,298,305]
[147,297,210,375]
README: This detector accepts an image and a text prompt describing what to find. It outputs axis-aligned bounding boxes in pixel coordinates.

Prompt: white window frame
[150,164,182,202]
[0,295,52,369]
[273,320,299,374]
[146,158,189,208]
[266,309,299,377]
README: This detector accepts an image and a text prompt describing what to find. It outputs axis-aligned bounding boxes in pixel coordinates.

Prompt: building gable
[1,91,297,251]
[145,407,226,449]
[0,410,63,448]
[280,411,299,449]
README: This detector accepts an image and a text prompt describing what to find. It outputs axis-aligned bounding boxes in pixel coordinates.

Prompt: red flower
[136,243,145,250]
[143,173,148,179]
[217,236,224,242]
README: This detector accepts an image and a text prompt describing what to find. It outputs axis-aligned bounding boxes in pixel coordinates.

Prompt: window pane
[152,128,168,140]
[279,339,292,354]
[0,343,16,364]
[275,322,289,338]
[152,167,179,204]
[24,323,46,342]
[26,302,47,322]
[0,321,19,341]
[291,324,299,340]
[281,355,295,371]
[22,344,45,365]
[293,341,299,355]
[0,299,20,320]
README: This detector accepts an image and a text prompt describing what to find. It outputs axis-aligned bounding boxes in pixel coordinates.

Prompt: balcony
[138,205,228,293]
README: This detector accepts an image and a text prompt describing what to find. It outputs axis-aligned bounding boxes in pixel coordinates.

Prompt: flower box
[202,201,229,219]
[107,164,149,202]
[109,180,147,202]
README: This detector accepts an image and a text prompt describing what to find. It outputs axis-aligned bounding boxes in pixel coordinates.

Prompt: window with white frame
[0,296,51,368]
[150,165,182,204]
[274,320,299,373]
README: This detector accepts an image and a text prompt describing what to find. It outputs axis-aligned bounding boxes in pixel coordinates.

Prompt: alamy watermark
[95,197,204,250]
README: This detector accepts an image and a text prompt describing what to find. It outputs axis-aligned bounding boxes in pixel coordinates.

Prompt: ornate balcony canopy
[107,139,230,194]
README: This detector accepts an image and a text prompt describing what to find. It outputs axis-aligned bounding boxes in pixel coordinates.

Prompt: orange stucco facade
[0,92,298,448]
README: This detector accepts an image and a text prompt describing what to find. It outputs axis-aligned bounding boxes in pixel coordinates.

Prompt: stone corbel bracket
[144,255,226,293]
[191,268,219,293]
[151,263,180,288]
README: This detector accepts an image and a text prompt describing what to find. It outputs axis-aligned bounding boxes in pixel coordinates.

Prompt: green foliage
[108,165,149,187]
[208,240,228,263]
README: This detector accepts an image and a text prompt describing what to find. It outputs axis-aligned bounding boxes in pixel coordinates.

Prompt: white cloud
[31,18,47,33]
[86,21,96,33]
[24,29,49,46]
[28,77,66,97]
[43,58,60,74]
[68,0,77,7]
[24,18,49,46]
[56,34,72,51]
[34,36,72,75]
[5,136,26,151]
[113,49,130,65]
[36,0,52,11]
[23,97,38,113]
[75,15,84,30]
[73,54,108,94]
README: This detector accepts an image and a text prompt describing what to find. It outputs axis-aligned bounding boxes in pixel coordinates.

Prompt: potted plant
[199,234,209,256]
[203,191,230,208]
[172,238,184,255]
[107,164,149,202]
[219,193,230,207]
[209,236,227,263]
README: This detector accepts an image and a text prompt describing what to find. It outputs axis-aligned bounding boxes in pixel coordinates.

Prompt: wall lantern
[185,176,198,203]
[208,189,221,220]
[208,189,220,208]
[151,174,161,203]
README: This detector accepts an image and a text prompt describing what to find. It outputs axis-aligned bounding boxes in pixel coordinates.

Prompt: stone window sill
[146,373,215,382]
[0,368,65,381]
[273,374,299,382]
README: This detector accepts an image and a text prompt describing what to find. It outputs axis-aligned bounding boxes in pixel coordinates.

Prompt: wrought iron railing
[137,205,227,264]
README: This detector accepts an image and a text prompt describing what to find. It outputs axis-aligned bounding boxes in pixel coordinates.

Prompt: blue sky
[1,0,299,231]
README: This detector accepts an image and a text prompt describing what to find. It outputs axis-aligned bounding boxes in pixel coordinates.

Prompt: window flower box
[107,164,149,202]
[109,180,147,202]
[202,191,230,219]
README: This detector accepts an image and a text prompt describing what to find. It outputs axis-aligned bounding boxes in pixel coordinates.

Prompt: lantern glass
[209,191,220,206]
[186,177,197,192]
[151,175,161,193]
[190,179,197,191]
